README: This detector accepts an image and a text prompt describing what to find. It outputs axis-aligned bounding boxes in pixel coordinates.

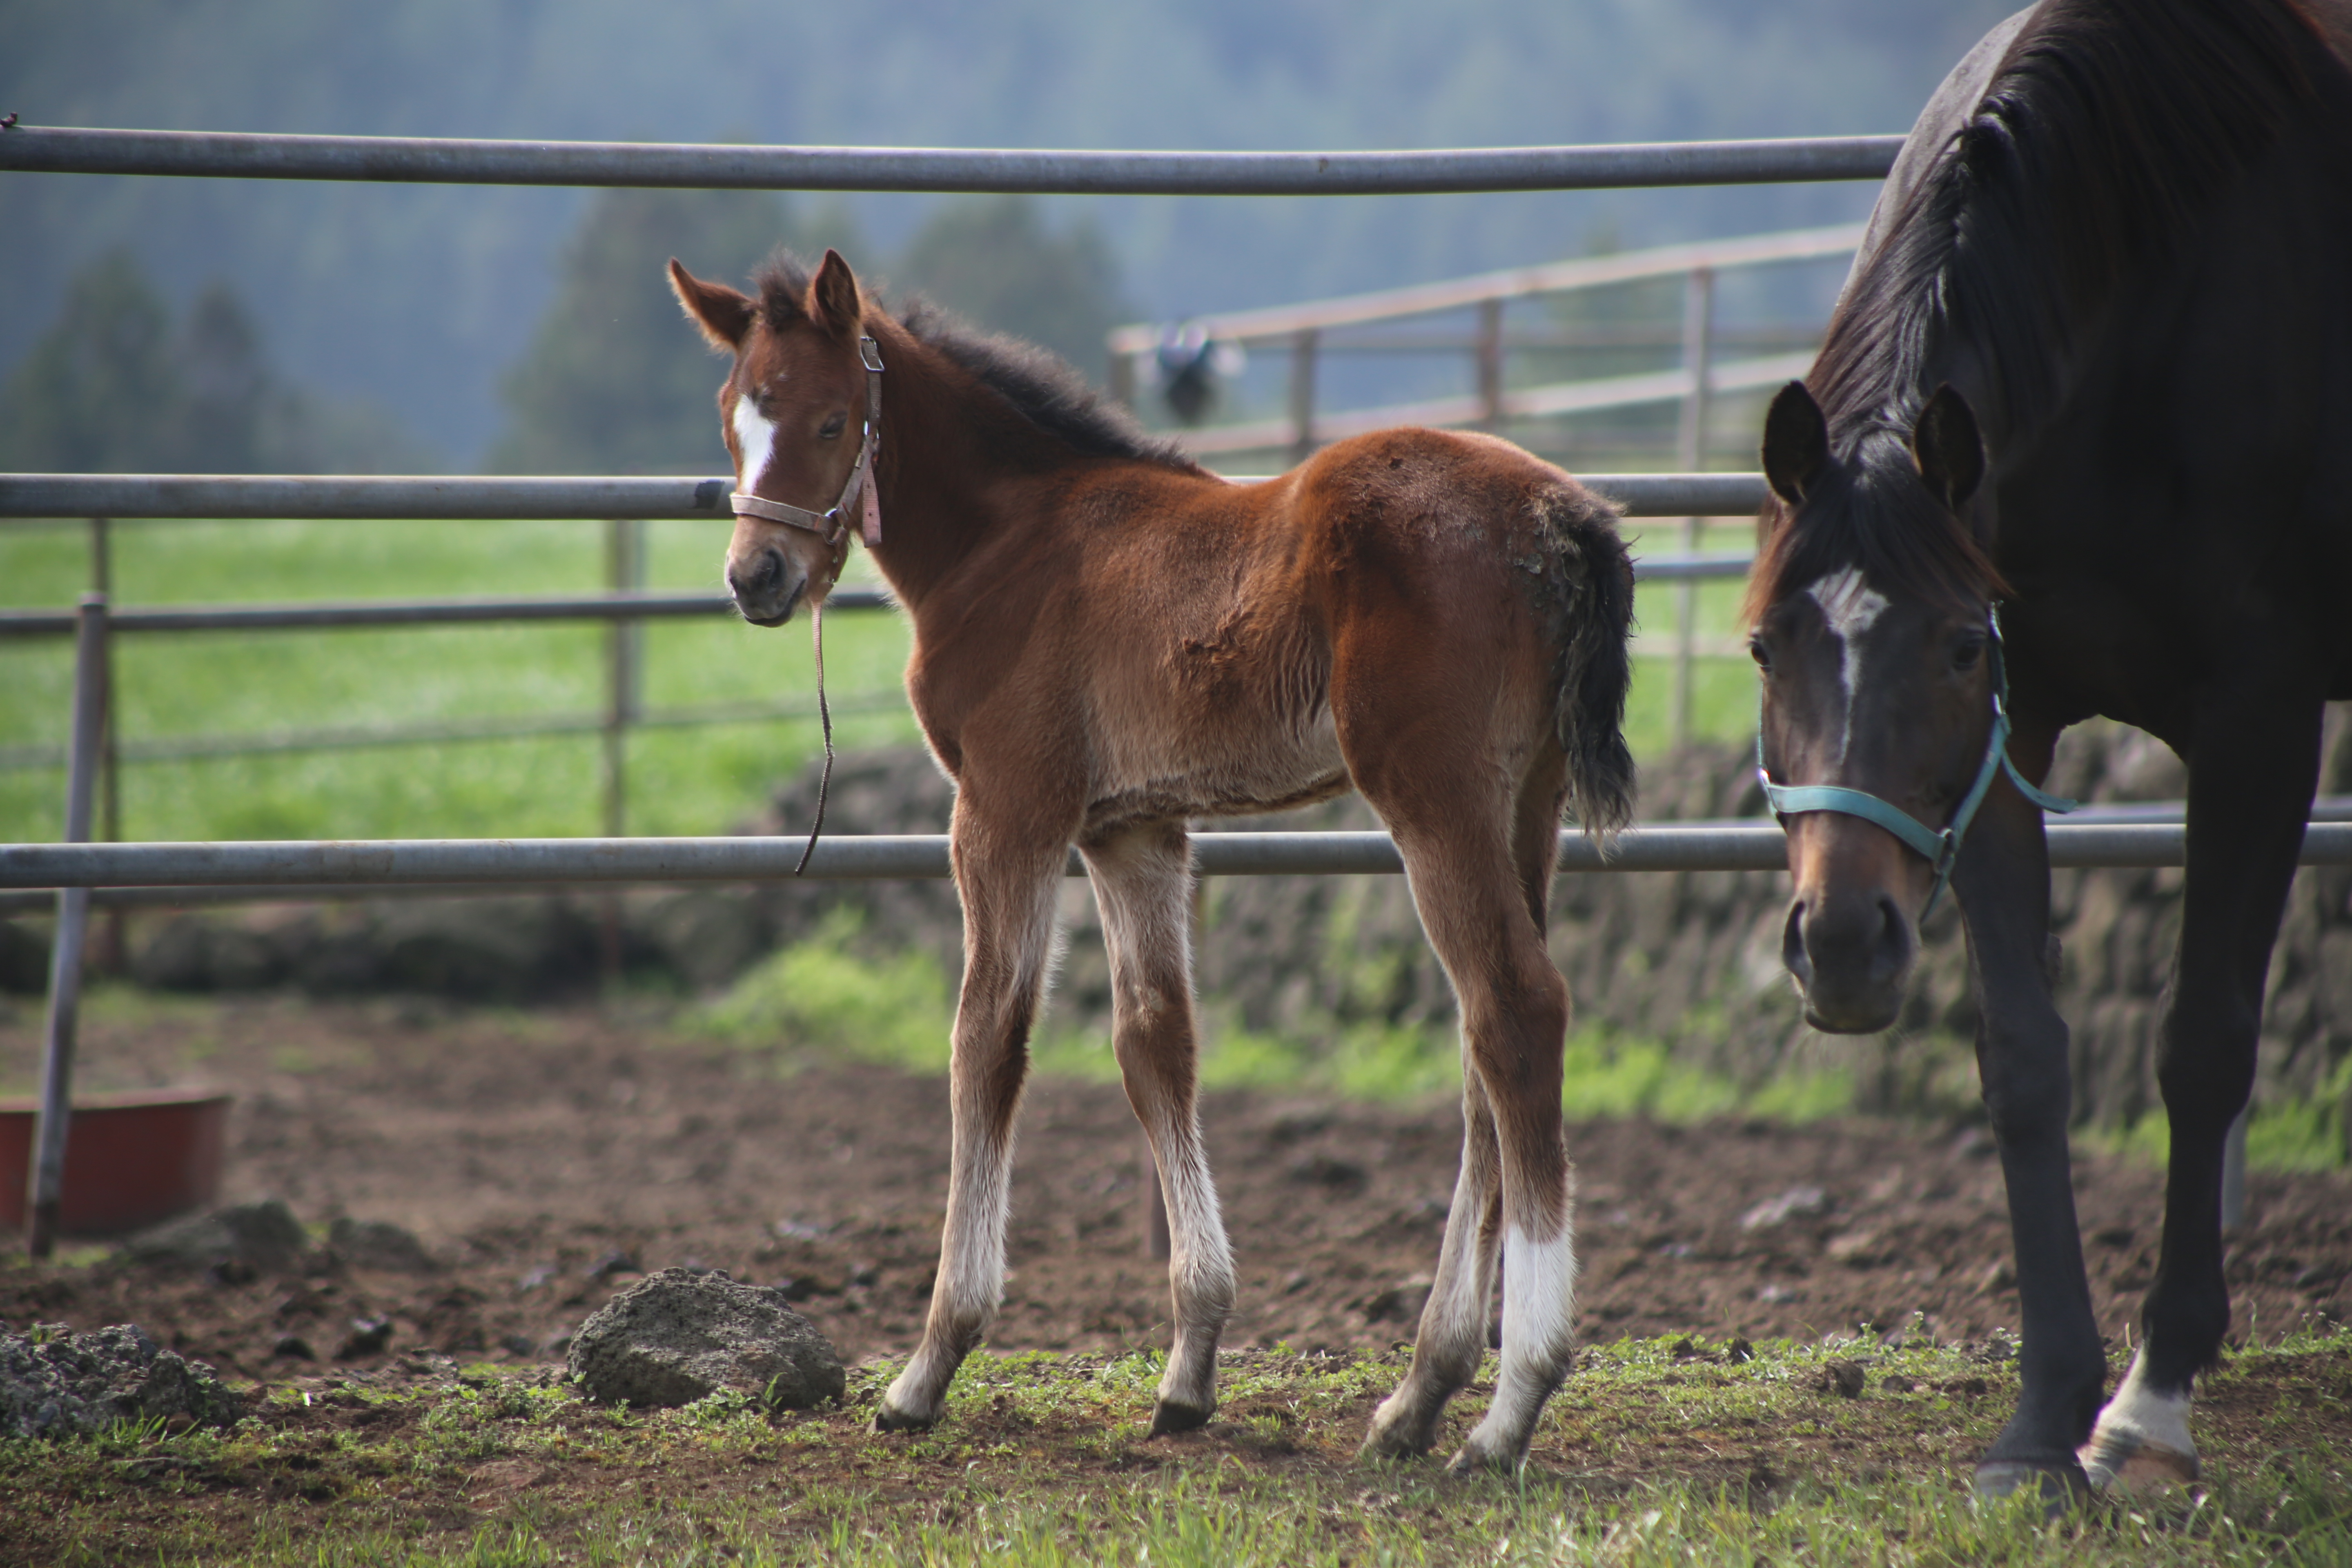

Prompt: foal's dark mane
[753,253,1202,474]
[1749,0,2331,620]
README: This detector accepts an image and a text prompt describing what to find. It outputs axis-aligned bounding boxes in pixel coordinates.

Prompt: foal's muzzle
[727,544,805,627]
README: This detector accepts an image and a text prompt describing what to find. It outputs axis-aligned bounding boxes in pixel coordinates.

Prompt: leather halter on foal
[730,336,887,549]
[1759,612,2077,918]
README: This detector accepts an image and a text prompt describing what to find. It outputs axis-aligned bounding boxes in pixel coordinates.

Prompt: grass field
[0,515,1761,844]
[3,1326,2346,1565]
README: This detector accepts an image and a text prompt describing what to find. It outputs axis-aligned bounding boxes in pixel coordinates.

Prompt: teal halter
[1757,611,2077,918]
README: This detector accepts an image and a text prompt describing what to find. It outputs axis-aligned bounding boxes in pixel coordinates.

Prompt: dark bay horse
[1747,0,2352,1503]
[669,248,1636,1469]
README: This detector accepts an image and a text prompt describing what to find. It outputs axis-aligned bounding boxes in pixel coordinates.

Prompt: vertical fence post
[600,519,642,982]
[1475,298,1506,430]
[88,518,125,973]
[1288,329,1319,466]
[27,593,109,1259]
[1669,266,1716,748]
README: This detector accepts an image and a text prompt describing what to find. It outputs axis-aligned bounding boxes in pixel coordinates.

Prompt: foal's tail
[1536,484,1637,838]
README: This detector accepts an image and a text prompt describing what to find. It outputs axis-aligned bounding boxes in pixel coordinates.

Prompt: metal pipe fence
[0,126,1904,194]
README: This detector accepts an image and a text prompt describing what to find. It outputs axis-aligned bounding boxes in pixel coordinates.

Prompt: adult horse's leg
[2081,685,2323,1490]
[1361,752,1562,1462]
[1359,751,1576,1472]
[1947,717,2106,1503]
[1080,820,1237,1435]
[875,799,1066,1432]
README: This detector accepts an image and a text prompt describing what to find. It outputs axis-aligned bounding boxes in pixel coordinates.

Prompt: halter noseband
[1757,610,2077,918]
[731,336,886,550]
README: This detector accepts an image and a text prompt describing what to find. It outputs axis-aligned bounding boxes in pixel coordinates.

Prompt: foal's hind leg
[1359,753,1577,1473]
[1081,821,1237,1434]
[876,811,1065,1432]
[1362,754,1562,1462]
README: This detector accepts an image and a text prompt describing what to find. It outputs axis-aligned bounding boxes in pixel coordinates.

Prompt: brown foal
[670,248,1636,1471]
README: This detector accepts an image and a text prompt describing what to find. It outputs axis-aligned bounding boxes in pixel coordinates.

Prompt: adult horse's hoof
[1147,1398,1212,1438]
[1973,1460,2092,1517]
[2079,1429,2201,1492]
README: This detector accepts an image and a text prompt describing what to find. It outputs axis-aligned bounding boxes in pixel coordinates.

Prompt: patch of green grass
[6,1330,2350,1565]
[2089,1057,2352,1176]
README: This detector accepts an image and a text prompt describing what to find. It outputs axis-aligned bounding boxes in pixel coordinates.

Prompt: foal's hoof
[1357,1403,1439,1463]
[1147,1398,1213,1438]
[2079,1430,2201,1493]
[1973,1460,2093,1517]
[1444,1434,1526,1477]
[872,1399,941,1435]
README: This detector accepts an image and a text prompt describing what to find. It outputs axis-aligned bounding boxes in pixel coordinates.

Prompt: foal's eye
[818,413,848,440]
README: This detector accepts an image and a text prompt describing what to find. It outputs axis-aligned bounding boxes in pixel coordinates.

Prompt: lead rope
[795,596,836,876]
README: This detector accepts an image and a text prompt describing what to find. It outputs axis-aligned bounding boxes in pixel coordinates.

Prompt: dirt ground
[2,995,2347,1387]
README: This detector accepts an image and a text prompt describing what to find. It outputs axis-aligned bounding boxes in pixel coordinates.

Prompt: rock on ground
[328,1216,437,1274]
[567,1267,843,1411]
[119,1199,312,1274]
[0,1322,240,1439]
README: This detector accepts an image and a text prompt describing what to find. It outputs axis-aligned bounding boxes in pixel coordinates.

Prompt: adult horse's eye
[1748,637,1773,672]
[818,413,848,440]
[1951,633,1987,673]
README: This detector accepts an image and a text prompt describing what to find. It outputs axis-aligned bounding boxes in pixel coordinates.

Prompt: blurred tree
[490,187,862,474]
[893,197,1132,382]
[0,250,181,472]
[0,252,432,474]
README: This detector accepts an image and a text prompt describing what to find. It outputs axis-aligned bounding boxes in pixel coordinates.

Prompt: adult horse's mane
[753,253,1203,474]
[1748,0,2333,619]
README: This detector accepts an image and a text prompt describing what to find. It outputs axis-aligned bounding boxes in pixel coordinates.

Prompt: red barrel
[0,1089,230,1236]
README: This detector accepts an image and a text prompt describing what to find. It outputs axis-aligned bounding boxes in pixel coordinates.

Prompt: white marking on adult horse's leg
[1362,1060,1502,1460]
[876,844,1061,1433]
[2079,1349,2200,1490]
[1082,824,1236,1434]
[1804,566,1889,764]
[733,395,779,492]
[1450,1215,1577,1472]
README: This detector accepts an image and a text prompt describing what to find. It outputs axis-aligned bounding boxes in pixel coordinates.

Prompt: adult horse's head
[1747,378,2011,1034]
[668,249,880,626]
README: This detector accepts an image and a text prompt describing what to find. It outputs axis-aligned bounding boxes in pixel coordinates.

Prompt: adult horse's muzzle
[1780,814,1921,1033]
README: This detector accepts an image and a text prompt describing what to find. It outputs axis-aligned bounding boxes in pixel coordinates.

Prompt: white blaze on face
[732,394,779,492]
[1804,566,1889,765]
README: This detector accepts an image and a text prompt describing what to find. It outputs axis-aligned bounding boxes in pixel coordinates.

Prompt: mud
[0,998,2345,1388]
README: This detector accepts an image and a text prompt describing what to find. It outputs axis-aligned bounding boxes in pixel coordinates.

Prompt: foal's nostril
[728,548,783,599]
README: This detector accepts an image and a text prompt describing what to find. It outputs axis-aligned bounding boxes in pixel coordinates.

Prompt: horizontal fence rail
[6,822,2350,893]
[0,127,1905,194]
[0,472,1773,521]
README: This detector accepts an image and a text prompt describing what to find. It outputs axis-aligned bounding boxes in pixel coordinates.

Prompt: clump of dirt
[0,1321,241,1439]
[0,998,2344,1392]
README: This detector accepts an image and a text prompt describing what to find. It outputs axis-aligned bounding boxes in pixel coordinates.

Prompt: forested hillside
[2,0,2017,466]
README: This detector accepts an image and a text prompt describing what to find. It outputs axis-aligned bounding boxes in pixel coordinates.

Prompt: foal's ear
[1911,384,1985,508]
[668,259,755,351]
[1761,381,1829,505]
[810,249,864,338]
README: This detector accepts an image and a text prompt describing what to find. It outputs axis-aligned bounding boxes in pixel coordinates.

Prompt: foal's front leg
[1081,821,1237,1434]
[875,817,1064,1432]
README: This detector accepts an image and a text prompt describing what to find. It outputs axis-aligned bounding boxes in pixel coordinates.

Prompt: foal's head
[1746,381,2007,1034]
[669,249,876,626]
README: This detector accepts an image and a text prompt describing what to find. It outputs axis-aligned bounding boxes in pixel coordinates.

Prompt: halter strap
[731,336,886,550]
[1757,611,2077,918]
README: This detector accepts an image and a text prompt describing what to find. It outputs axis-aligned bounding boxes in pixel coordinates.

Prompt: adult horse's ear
[668,259,755,351]
[811,249,864,338]
[1912,384,1985,508]
[1762,381,1829,504]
